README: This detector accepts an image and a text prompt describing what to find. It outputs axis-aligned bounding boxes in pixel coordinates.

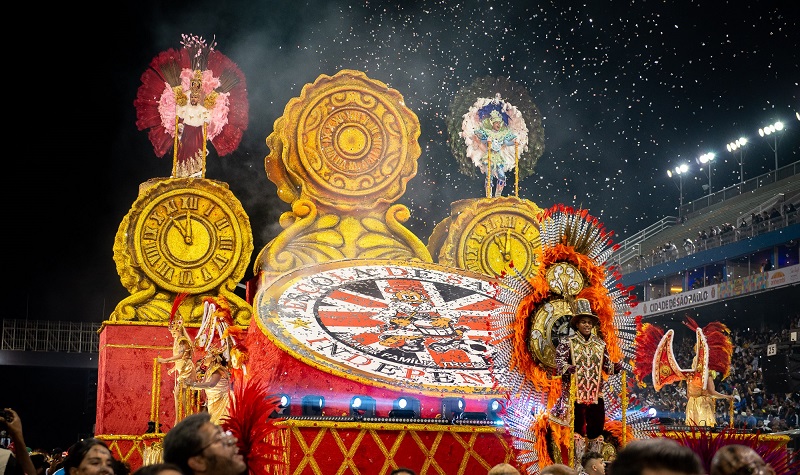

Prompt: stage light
[667,163,689,215]
[441,397,465,421]
[389,396,420,418]
[758,121,785,171]
[647,407,657,418]
[269,393,291,418]
[349,395,376,418]
[487,398,505,420]
[301,395,325,416]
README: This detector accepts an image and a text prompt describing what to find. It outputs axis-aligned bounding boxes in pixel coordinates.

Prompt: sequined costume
[550,331,615,438]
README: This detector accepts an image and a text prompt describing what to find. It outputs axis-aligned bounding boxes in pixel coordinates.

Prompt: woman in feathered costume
[462,93,528,197]
[633,316,734,427]
[134,34,248,178]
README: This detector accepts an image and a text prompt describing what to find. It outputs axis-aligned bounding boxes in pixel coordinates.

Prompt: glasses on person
[194,429,237,455]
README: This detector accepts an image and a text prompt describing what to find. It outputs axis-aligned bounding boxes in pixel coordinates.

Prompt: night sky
[5,0,799,450]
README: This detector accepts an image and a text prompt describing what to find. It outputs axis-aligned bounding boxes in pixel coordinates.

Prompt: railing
[623,212,798,272]
[1,319,100,352]
[614,162,799,271]
[678,162,800,217]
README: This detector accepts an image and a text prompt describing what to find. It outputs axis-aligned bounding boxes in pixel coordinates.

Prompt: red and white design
[255,260,512,394]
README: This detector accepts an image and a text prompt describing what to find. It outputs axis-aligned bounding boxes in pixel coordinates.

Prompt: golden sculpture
[256,70,431,288]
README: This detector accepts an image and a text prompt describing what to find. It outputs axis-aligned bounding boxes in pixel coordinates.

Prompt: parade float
[95,35,795,475]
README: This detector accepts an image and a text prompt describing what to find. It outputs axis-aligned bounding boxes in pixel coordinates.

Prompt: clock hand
[170,215,188,239]
[504,229,511,258]
[184,211,193,244]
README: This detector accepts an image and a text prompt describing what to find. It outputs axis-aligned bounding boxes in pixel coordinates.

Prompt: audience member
[390,469,416,475]
[488,463,520,475]
[0,408,36,475]
[579,451,605,475]
[540,464,577,475]
[61,438,115,475]
[130,463,182,475]
[162,412,245,475]
[607,438,703,475]
[710,444,776,475]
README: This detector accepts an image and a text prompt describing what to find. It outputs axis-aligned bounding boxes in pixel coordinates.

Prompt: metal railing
[614,162,799,271]
[1,319,100,353]
[623,212,798,272]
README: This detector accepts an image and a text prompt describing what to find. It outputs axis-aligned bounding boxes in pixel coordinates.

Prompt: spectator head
[390,469,417,475]
[488,463,520,475]
[608,438,703,475]
[131,463,183,475]
[62,438,115,475]
[581,451,606,475]
[540,464,577,475]
[710,444,776,475]
[163,412,246,475]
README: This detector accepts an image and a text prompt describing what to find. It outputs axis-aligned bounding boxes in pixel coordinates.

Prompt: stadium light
[726,137,748,183]
[696,153,715,194]
[667,163,689,216]
[758,121,784,172]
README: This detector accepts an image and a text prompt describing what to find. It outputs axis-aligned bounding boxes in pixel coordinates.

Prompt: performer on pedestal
[550,298,623,464]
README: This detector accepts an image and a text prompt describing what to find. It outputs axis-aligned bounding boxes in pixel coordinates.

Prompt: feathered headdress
[488,204,640,473]
[169,292,189,329]
[134,33,248,175]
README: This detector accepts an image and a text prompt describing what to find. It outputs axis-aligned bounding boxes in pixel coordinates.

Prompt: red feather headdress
[134,34,248,168]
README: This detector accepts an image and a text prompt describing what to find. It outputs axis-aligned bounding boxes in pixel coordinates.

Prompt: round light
[647,407,657,418]
[352,397,362,409]
[279,395,289,407]
[398,398,408,409]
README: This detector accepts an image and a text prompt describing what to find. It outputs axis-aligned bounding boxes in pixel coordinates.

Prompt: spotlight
[487,398,505,420]
[349,395,376,418]
[441,397,465,421]
[301,395,325,416]
[389,396,420,418]
[269,394,291,418]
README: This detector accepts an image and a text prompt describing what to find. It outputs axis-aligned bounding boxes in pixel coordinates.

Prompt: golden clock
[130,179,249,294]
[437,197,543,280]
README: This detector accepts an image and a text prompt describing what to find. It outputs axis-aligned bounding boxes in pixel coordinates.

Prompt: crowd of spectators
[631,200,798,271]
[635,313,800,432]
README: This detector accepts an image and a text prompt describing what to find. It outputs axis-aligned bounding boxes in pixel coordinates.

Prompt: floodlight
[389,396,420,418]
[268,394,290,418]
[441,397,465,421]
[349,395,376,418]
[487,398,505,420]
[301,395,325,416]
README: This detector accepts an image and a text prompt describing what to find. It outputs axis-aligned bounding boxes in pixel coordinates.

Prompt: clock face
[459,208,542,279]
[133,187,244,293]
[256,260,512,395]
[528,299,573,368]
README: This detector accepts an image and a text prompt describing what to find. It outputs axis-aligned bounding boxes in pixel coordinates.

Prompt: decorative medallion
[255,260,512,395]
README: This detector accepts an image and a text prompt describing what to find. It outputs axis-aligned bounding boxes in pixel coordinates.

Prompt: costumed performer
[134,33,248,178]
[633,316,734,428]
[157,293,196,423]
[189,347,231,425]
[473,109,518,197]
[550,298,623,464]
[462,93,527,198]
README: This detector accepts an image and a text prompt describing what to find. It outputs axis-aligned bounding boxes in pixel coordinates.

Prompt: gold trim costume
[633,317,734,428]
